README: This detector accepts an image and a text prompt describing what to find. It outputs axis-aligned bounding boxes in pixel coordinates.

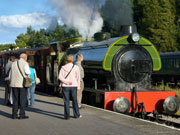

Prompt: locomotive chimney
[120,25,137,36]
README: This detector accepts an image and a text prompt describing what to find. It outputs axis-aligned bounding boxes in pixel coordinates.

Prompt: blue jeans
[27,83,36,106]
[62,87,80,119]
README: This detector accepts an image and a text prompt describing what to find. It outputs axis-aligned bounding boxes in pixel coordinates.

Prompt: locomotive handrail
[84,87,107,94]
[114,44,151,46]
[80,44,109,50]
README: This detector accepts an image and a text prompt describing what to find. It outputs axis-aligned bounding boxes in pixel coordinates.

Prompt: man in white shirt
[10,53,31,119]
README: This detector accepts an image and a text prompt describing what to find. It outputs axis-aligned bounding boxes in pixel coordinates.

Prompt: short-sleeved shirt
[29,67,36,84]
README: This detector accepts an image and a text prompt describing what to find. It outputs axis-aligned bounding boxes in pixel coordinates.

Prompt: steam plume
[101,0,133,28]
[50,0,105,39]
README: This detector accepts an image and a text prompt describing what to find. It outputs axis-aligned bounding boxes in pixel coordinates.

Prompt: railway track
[83,99,180,129]
[137,113,180,128]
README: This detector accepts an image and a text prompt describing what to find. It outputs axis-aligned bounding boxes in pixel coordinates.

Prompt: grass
[152,84,180,115]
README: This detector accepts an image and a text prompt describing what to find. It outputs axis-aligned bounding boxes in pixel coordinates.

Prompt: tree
[54,25,65,41]
[135,0,178,52]
[0,43,16,51]
[157,0,178,52]
[26,26,49,48]
[47,25,79,41]
[26,26,37,48]
[33,30,49,47]
[176,0,180,49]
[15,34,29,48]
[14,24,80,48]
[64,27,79,38]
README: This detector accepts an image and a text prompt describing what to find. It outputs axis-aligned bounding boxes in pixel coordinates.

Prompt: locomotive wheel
[163,96,179,115]
[113,97,131,114]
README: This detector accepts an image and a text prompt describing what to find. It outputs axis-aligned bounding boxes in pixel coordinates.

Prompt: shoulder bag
[17,61,33,88]
[34,69,40,84]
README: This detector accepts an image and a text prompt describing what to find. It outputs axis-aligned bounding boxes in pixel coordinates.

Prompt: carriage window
[46,56,52,83]
[41,56,44,67]
[172,59,175,68]
[165,59,169,69]
[170,59,173,68]
[28,56,35,67]
[175,59,179,68]
[166,59,170,68]
[54,59,59,84]
[166,59,173,68]
[162,59,165,68]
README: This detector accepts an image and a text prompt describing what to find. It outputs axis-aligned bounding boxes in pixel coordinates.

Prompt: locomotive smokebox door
[113,46,153,83]
[112,45,153,91]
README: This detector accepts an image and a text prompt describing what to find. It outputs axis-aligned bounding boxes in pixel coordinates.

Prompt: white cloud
[0,12,64,44]
[0,12,52,28]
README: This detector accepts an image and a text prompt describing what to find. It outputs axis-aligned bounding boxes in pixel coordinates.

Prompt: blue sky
[0,0,58,44]
[0,0,106,44]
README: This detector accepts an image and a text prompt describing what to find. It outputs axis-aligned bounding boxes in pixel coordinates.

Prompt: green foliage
[176,0,180,49]
[25,26,49,48]
[47,25,79,41]
[0,44,17,51]
[134,0,178,52]
[15,33,29,48]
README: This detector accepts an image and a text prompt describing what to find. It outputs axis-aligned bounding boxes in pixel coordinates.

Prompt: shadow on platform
[0,110,12,119]
[26,107,65,119]
[0,88,5,91]
[0,97,5,106]
[0,98,12,119]
[0,97,65,119]
[35,99,64,107]
[27,98,65,119]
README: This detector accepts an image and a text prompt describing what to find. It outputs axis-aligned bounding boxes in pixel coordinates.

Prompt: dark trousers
[12,87,27,117]
[62,87,80,119]
[4,81,10,105]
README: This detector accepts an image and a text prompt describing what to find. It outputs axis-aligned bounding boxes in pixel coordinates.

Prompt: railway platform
[0,86,179,135]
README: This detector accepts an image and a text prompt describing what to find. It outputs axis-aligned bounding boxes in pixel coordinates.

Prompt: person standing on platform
[27,60,36,107]
[4,56,16,106]
[75,54,84,109]
[59,55,82,120]
[10,53,31,119]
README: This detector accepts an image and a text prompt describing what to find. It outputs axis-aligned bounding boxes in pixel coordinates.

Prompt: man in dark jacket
[4,56,16,106]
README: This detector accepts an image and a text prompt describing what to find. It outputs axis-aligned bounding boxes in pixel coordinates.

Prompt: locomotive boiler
[68,25,158,91]
[65,25,179,116]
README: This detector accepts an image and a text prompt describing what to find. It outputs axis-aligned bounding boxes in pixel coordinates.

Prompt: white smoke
[101,0,133,28]
[50,0,104,39]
